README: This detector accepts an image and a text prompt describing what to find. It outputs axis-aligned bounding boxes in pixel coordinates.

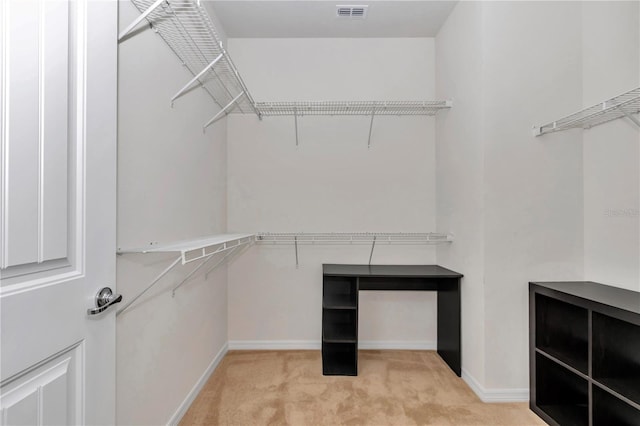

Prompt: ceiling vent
[336,5,368,19]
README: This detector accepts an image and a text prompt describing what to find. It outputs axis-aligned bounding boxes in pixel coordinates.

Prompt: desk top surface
[323,264,463,278]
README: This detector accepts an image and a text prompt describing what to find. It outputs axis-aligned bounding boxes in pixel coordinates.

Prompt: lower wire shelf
[116,233,254,315]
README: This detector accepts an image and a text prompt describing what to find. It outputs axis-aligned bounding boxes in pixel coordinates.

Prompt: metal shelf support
[116,234,254,314]
[294,110,299,147]
[203,91,245,130]
[116,255,182,316]
[620,107,640,129]
[367,111,375,148]
[368,236,377,265]
[204,244,244,279]
[119,0,166,41]
[171,53,223,106]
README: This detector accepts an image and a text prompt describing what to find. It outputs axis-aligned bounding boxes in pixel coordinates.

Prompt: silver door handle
[87,287,123,315]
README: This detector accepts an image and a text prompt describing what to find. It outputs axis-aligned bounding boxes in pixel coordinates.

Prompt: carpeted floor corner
[180,350,545,425]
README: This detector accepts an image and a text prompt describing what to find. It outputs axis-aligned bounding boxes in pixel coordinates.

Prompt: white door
[0,0,117,424]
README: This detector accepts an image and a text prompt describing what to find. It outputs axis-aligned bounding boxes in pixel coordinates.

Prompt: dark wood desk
[322,264,463,376]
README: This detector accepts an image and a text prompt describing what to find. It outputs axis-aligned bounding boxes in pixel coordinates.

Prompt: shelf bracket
[294,236,299,268]
[619,107,640,129]
[294,109,299,147]
[116,255,182,316]
[171,253,219,296]
[203,91,245,131]
[118,0,166,42]
[367,111,376,149]
[204,245,244,279]
[171,53,223,106]
[368,236,377,265]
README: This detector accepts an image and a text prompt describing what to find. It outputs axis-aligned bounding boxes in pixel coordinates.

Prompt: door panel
[41,0,70,263]
[0,0,117,424]
[2,0,71,277]
[0,344,82,425]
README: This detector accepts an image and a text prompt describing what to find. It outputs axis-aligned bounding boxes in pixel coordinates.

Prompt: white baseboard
[227,340,436,351]
[228,340,321,350]
[461,368,529,403]
[358,340,436,350]
[167,342,229,425]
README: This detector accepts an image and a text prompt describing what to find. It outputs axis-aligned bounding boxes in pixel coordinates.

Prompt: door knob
[87,287,123,315]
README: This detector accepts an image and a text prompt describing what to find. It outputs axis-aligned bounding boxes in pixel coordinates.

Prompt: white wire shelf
[116,233,254,315]
[534,87,640,136]
[121,0,258,127]
[120,1,454,130]
[255,232,454,244]
[255,101,452,117]
[255,232,453,267]
[117,233,255,265]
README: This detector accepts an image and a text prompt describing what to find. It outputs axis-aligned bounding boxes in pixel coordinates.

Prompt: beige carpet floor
[180,350,545,426]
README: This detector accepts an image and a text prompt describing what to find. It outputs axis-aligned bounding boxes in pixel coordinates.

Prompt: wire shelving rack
[121,0,259,128]
[255,232,453,244]
[120,0,453,131]
[534,87,640,136]
[116,234,254,315]
[255,232,454,267]
[255,101,452,117]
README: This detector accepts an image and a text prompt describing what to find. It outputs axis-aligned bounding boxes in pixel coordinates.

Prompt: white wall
[582,1,640,291]
[437,1,586,393]
[437,0,640,395]
[481,1,585,390]
[226,38,440,347]
[117,2,229,424]
[435,0,487,387]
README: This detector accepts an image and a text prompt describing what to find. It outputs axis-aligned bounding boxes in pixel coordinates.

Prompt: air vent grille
[336,5,368,19]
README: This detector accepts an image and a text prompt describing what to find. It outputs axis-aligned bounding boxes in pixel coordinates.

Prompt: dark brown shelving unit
[592,384,640,426]
[530,281,640,426]
[322,276,358,375]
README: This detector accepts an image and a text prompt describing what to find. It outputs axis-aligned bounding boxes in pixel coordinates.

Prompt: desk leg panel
[437,279,461,376]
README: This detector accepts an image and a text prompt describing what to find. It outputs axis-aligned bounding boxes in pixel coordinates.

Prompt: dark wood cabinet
[530,281,640,426]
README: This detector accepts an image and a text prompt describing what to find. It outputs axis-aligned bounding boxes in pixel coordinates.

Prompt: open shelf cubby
[535,293,588,374]
[593,312,640,405]
[322,342,357,376]
[323,277,357,309]
[535,352,589,426]
[593,384,640,426]
[530,281,640,426]
[323,310,357,342]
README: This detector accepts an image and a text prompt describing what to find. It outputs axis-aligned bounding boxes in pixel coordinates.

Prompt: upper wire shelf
[534,87,640,136]
[121,0,453,130]
[121,0,258,127]
[255,101,453,117]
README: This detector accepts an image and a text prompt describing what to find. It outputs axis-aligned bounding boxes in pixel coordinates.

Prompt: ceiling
[205,1,458,38]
